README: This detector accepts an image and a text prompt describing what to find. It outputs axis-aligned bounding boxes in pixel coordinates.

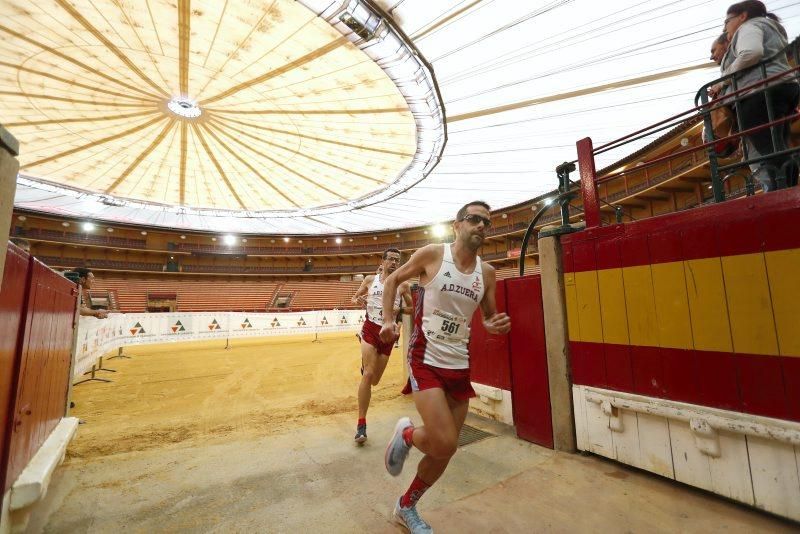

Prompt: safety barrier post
[0,125,20,282]
[576,137,600,228]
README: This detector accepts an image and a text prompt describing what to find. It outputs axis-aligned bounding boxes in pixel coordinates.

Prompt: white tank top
[412,243,485,369]
[366,274,401,326]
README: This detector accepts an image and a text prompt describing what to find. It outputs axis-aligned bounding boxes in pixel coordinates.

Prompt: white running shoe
[393,498,433,533]
[385,417,413,476]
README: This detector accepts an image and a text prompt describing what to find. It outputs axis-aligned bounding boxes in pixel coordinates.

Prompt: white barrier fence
[75,310,365,379]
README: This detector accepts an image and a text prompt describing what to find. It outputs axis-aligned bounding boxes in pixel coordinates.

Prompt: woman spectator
[712,1,799,191]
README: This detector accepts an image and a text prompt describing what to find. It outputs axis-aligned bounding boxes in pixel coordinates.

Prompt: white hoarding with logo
[73,310,363,379]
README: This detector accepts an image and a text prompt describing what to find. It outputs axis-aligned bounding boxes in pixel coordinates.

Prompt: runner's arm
[397,281,414,316]
[380,246,438,341]
[479,263,510,335]
[351,275,374,304]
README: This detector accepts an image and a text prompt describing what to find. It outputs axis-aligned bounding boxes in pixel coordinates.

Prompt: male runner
[379,201,511,533]
[350,248,413,444]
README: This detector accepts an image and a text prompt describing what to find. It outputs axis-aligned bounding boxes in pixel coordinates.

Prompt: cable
[430,0,574,63]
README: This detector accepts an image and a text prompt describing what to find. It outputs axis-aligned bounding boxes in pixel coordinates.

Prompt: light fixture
[432,225,446,238]
[298,240,303,243]
[270,239,275,243]
[82,222,95,231]
[141,231,147,235]
[211,237,216,241]
[283,237,290,243]
[680,137,689,147]
[323,239,328,243]
[349,238,353,242]
[338,6,381,41]
[395,233,400,238]
[373,236,378,240]
[242,239,247,243]
[336,237,342,244]
[107,228,114,232]
[167,98,201,119]
[423,230,429,235]
[180,235,186,239]
[501,213,508,219]
[542,198,555,207]
[223,235,236,246]
[170,256,174,260]
[17,215,26,221]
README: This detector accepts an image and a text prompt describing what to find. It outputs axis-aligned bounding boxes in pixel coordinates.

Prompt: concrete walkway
[29,396,796,533]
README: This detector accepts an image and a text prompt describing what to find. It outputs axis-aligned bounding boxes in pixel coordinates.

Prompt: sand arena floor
[67,333,393,458]
[26,333,798,533]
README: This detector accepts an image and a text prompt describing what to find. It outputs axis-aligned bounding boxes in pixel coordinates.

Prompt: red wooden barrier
[469,280,511,390]
[1,251,77,495]
[506,275,553,448]
[0,244,31,494]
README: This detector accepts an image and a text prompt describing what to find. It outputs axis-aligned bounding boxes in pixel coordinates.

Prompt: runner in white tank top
[414,243,485,369]
[365,273,401,326]
[350,249,413,444]
[376,202,511,532]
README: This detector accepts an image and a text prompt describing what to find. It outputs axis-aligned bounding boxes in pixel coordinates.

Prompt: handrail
[575,33,800,229]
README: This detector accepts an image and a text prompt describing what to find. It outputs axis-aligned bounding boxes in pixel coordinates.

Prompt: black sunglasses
[461,214,492,228]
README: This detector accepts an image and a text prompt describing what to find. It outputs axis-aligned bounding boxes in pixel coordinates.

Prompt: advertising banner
[74,310,362,378]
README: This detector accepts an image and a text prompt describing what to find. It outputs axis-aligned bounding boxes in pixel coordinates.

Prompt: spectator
[74,267,108,319]
[711,33,729,65]
[712,1,799,191]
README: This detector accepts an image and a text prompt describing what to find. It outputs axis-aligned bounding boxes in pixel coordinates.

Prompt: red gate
[506,275,553,448]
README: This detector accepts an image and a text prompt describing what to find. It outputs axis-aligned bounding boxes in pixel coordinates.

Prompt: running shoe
[354,423,367,444]
[385,417,413,476]
[393,498,433,533]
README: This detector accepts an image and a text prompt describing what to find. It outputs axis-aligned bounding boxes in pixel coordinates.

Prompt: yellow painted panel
[722,253,778,356]
[651,262,693,349]
[575,271,603,343]
[684,258,733,353]
[765,249,800,357]
[622,265,659,346]
[564,273,581,342]
[597,268,629,345]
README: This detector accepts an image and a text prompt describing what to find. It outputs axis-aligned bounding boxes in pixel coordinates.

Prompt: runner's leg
[358,341,385,419]
[403,388,468,483]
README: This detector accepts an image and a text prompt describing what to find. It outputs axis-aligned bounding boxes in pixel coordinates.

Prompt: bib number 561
[441,320,460,335]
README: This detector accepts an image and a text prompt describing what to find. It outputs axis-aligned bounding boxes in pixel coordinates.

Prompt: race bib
[426,308,468,345]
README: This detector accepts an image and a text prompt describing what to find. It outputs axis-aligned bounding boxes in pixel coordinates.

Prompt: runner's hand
[483,312,510,335]
[379,321,398,343]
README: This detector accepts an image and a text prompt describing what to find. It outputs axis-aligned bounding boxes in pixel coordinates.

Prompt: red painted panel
[717,215,763,258]
[761,209,800,251]
[571,240,597,273]
[630,345,666,398]
[7,260,76,489]
[569,341,607,387]
[561,183,800,266]
[507,275,553,448]
[736,354,788,420]
[695,350,740,411]
[603,344,633,392]
[561,241,575,274]
[0,244,31,493]
[469,280,511,391]
[782,357,800,422]
[680,224,720,261]
[595,237,623,270]
[620,233,650,269]
[661,348,698,404]
[648,229,682,265]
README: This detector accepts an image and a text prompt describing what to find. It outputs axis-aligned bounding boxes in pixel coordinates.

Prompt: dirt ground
[68,332,393,459]
[26,333,798,533]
